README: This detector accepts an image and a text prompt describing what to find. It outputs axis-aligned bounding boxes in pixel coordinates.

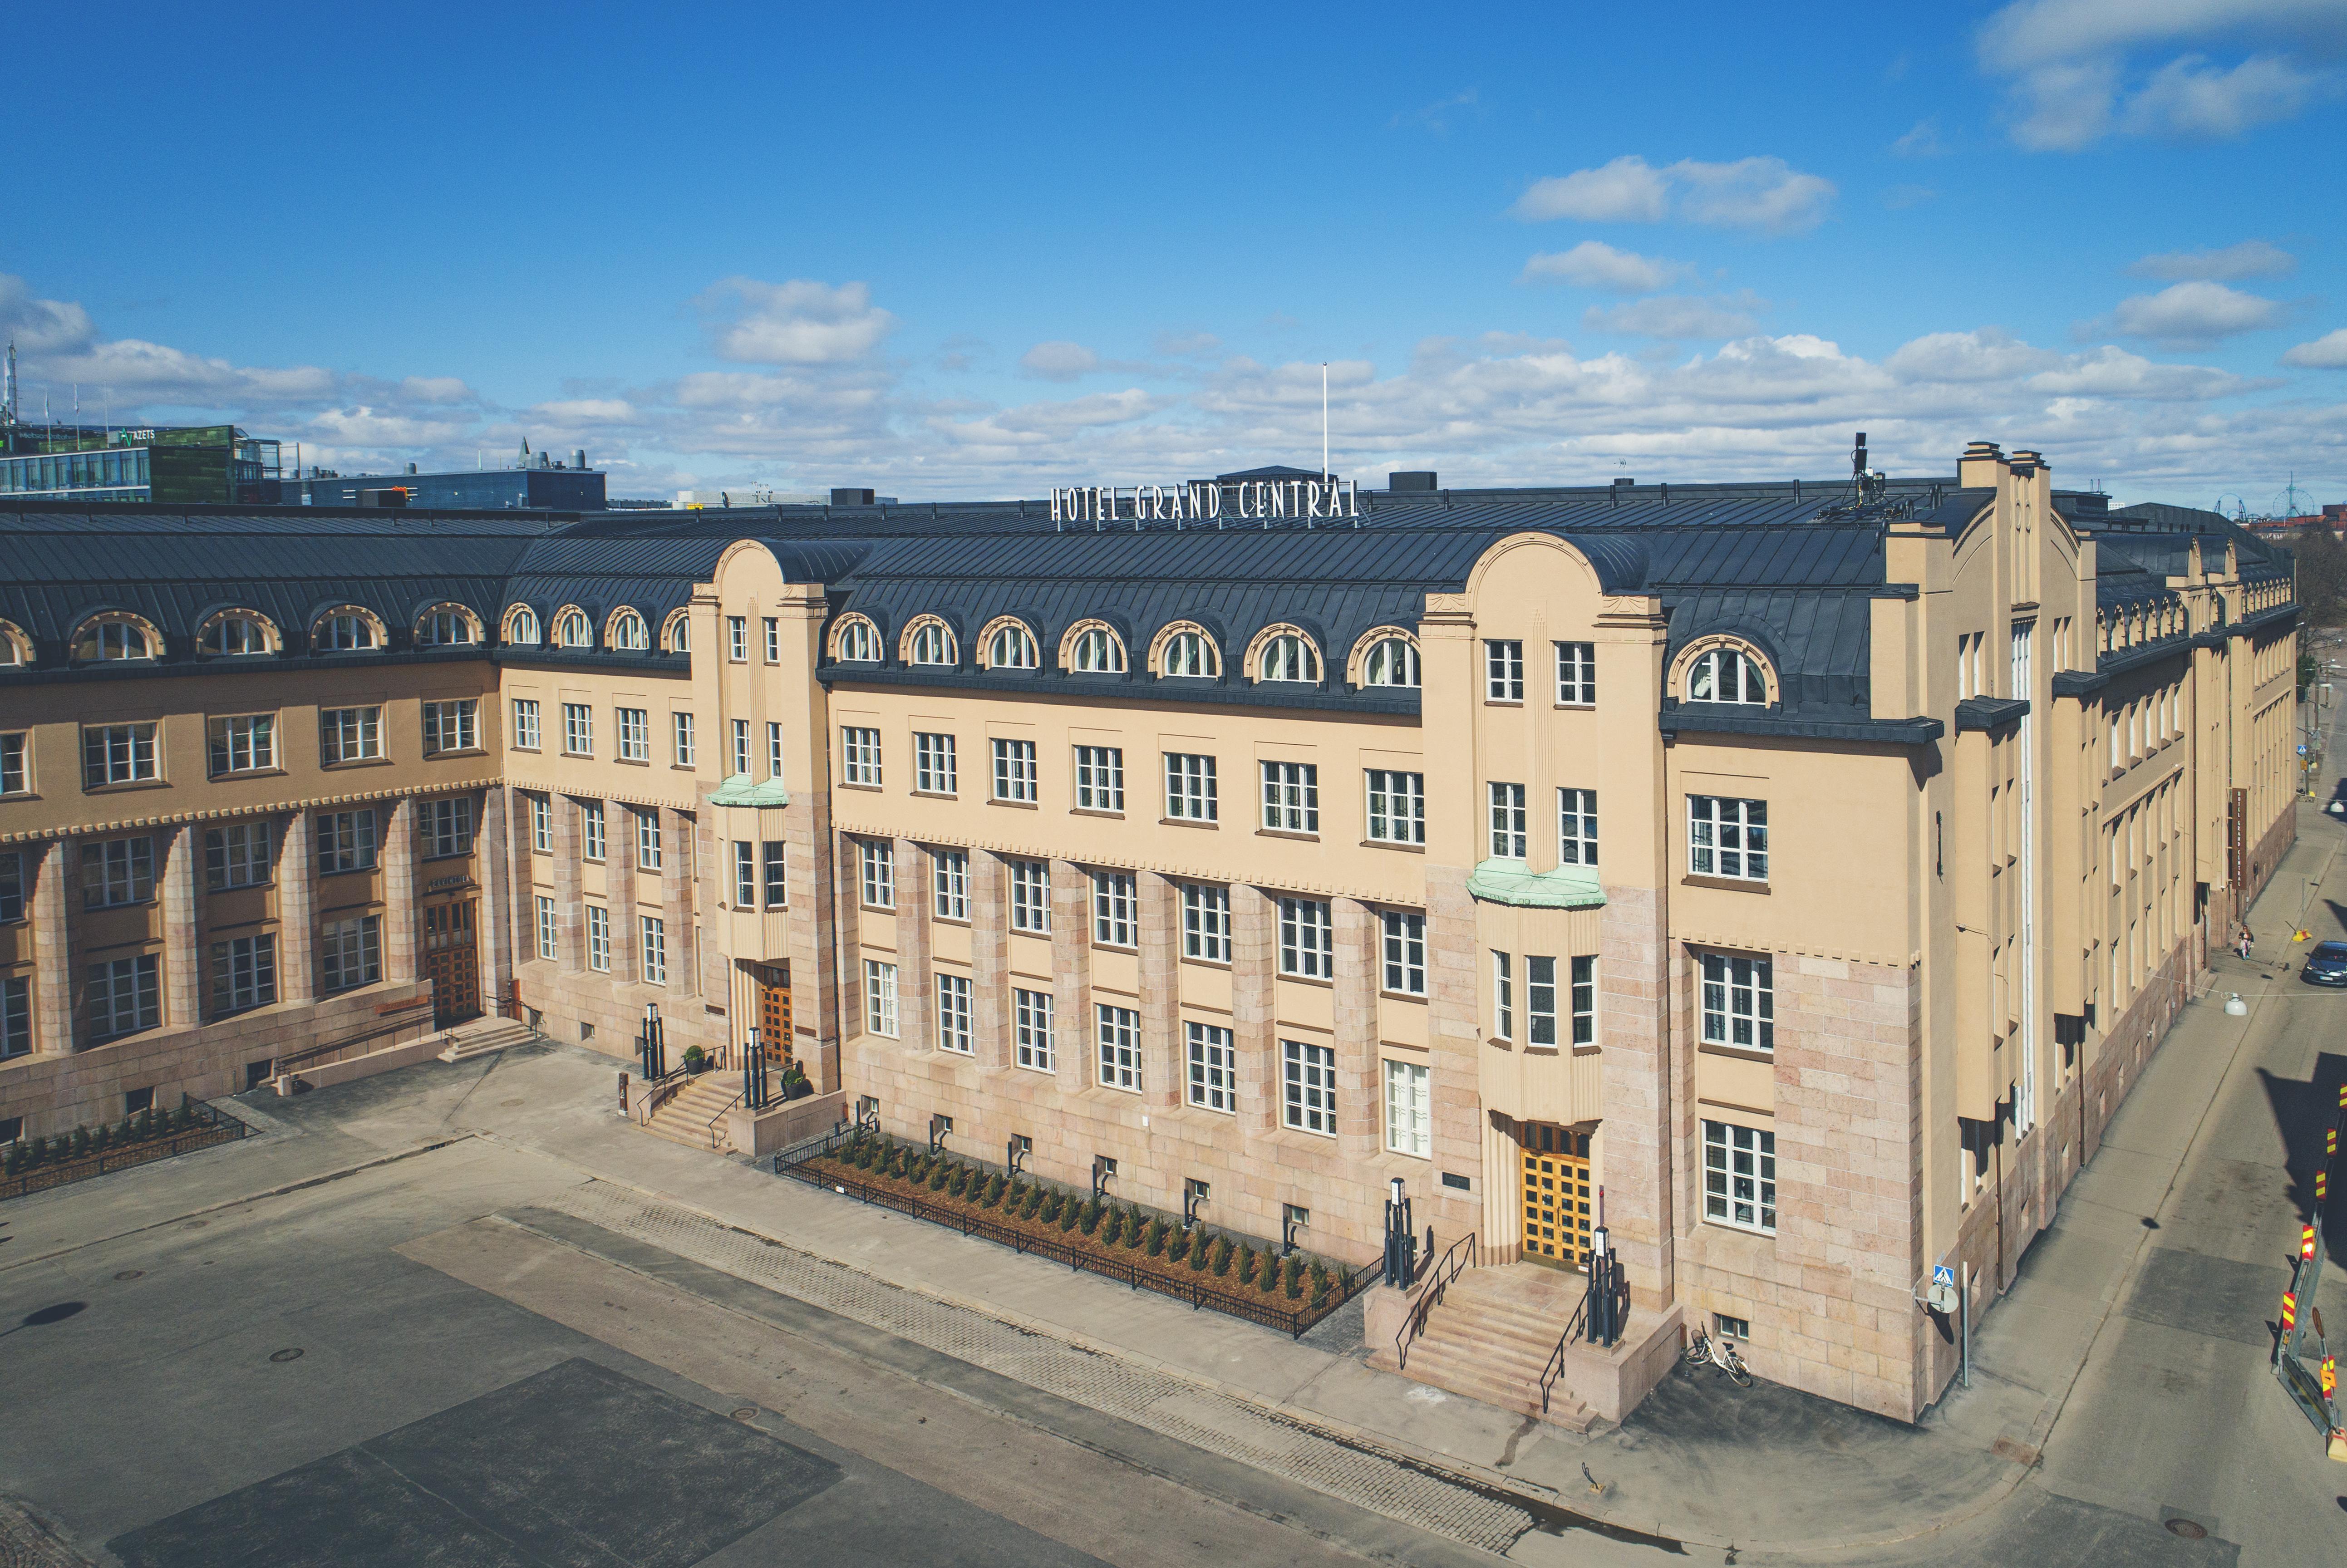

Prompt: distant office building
[277,442,605,511]
[0,423,280,504]
[675,487,897,508]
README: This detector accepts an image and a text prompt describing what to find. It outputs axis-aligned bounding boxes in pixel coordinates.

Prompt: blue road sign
[1932,1263,1956,1288]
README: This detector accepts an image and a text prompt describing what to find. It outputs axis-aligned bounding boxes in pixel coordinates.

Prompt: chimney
[1957,440,2004,489]
[1388,471,1437,493]
[406,462,418,475]
[830,487,876,506]
[574,449,588,471]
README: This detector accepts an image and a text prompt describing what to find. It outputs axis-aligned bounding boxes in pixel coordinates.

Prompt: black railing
[777,1134,1373,1338]
[1539,1293,1590,1414]
[1394,1230,1476,1370]
[0,1096,250,1203]
[271,1008,435,1078]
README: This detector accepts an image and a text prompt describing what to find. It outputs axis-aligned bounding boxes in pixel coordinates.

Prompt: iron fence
[1,1096,250,1202]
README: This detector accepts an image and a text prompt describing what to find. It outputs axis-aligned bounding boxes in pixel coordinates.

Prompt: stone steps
[1384,1267,1597,1432]
[640,1075,745,1152]
[437,1019,538,1063]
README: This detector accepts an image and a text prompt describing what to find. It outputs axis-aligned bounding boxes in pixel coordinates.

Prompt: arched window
[663,611,690,653]
[507,606,541,646]
[1161,629,1219,678]
[73,617,154,663]
[988,623,1038,670]
[415,606,478,646]
[835,618,879,661]
[201,614,272,657]
[1361,636,1419,688]
[1257,633,1319,683]
[907,622,956,665]
[609,610,649,651]
[0,621,29,667]
[314,610,382,652]
[1069,626,1125,673]
[1686,647,1767,705]
[554,609,592,649]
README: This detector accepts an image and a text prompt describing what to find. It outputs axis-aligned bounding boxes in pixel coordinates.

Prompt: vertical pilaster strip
[161,825,201,1028]
[32,840,74,1054]
[696,790,727,1007]
[1138,871,1180,1109]
[277,812,316,1004]
[610,804,639,986]
[1334,896,1380,1163]
[554,796,583,973]
[663,806,696,1001]
[971,850,1009,1070]
[1231,883,1276,1134]
[478,787,512,1013]
[1598,884,1674,1308]
[1423,862,1490,1258]
[383,798,418,983]
[896,839,933,1052]
[1051,860,1091,1087]
[799,804,842,1094]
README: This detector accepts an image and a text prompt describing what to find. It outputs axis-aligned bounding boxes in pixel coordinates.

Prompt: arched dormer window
[903,618,957,666]
[199,611,276,657]
[983,620,1038,670]
[414,604,480,646]
[1357,633,1420,688]
[832,616,880,662]
[1254,630,1320,684]
[0,620,31,667]
[608,609,649,652]
[1685,646,1768,705]
[73,614,158,664]
[553,608,592,649]
[1158,627,1220,678]
[1063,621,1126,673]
[662,610,691,653]
[505,605,541,646]
[312,607,384,653]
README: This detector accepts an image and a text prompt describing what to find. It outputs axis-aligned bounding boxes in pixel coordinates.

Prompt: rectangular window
[320,914,383,992]
[1091,871,1137,946]
[732,719,752,777]
[1165,753,1218,821]
[1527,955,1557,1046]
[933,850,969,920]
[1382,910,1427,995]
[1014,987,1054,1071]
[1571,955,1596,1046]
[86,954,159,1041]
[1493,951,1513,1040]
[1486,639,1524,701]
[582,801,607,861]
[203,821,273,890]
[1097,1003,1141,1091]
[1702,1120,1777,1234]
[209,933,277,1016]
[0,732,25,795]
[1558,788,1599,865]
[1385,1058,1431,1157]
[561,703,593,757]
[861,958,898,1036]
[1489,782,1527,859]
[207,713,277,775]
[992,738,1038,802]
[915,732,957,794]
[859,839,895,909]
[1260,761,1319,834]
[1009,859,1051,933]
[763,841,787,907]
[1279,896,1333,978]
[615,707,649,762]
[586,906,611,972]
[764,617,781,664]
[1700,953,1774,1052]
[1688,795,1768,882]
[640,916,667,985]
[317,809,378,874]
[422,797,474,859]
[84,722,159,785]
[530,794,551,853]
[1181,882,1230,961]
[634,809,661,871]
[1555,640,1596,705]
[536,895,556,960]
[0,974,29,1059]
[1282,1038,1337,1135]
[423,700,478,755]
[937,974,973,1054]
[768,722,784,780]
[512,698,542,751]
[1186,1021,1235,1112]
[733,841,756,905]
[1363,769,1426,845]
[672,711,696,766]
[1075,746,1125,812]
[0,852,20,923]
[320,708,383,765]
[83,836,154,909]
[728,615,748,662]
[842,727,882,786]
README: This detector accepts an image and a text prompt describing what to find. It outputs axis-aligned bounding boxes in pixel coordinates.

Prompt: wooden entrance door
[756,964,792,1064]
[423,900,482,1027]
[1519,1122,1594,1270]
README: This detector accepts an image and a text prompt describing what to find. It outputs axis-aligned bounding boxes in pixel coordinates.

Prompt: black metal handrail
[706,1082,750,1148]
[271,1009,434,1077]
[1539,1293,1590,1414]
[778,1138,1373,1338]
[1395,1229,1476,1371]
[1,1095,250,1203]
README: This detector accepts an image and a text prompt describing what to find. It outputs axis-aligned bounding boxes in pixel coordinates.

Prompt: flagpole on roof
[1321,362,1329,482]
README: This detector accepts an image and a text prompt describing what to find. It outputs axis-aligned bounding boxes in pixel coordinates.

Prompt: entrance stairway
[1377,1265,1596,1431]
[640,1073,745,1153]
[436,1017,539,1063]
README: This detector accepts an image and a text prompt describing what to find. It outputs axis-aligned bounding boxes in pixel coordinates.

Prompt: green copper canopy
[1466,857,1605,909]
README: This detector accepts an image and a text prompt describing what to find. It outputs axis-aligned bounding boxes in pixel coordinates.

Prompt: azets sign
[1050,478,1363,526]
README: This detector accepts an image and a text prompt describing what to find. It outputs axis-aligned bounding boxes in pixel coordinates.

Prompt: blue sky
[6,0,2347,506]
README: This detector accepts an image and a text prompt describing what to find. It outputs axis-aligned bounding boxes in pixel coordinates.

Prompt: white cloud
[2023,345,2253,400]
[1153,329,1222,358]
[530,398,638,423]
[1892,119,1945,156]
[1583,295,1763,339]
[2282,328,2347,368]
[1511,154,1834,234]
[1885,328,2062,383]
[699,277,896,364]
[1520,241,1692,293]
[400,375,477,403]
[0,274,96,355]
[2096,280,2286,348]
[1884,184,1938,210]
[1978,0,2347,149]
[2128,239,2296,280]
[1019,340,1100,381]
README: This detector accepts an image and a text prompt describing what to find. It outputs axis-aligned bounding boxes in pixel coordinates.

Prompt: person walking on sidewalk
[2237,928,2254,961]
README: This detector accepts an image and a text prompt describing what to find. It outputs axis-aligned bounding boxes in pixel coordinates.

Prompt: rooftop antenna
[2,341,16,437]
[1321,362,1329,482]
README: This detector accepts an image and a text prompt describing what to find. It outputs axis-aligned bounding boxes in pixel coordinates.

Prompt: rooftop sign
[1050,478,1362,525]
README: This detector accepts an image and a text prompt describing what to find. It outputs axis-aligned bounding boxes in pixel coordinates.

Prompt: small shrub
[1210,1237,1234,1277]
[948,1165,972,1198]
[91,1124,112,1153]
[1308,1261,1330,1307]
[1284,1256,1305,1300]
[118,1116,137,1145]
[3,1144,20,1176]
[1117,1207,1142,1247]
[1058,1197,1079,1233]
[982,1173,1005,1206]
[928,1160,951,1192]
[1079,1199,1102,1236]
[1145,1218,1169,1257]
[1045,1190,1068,1224]
[1021,1186,1045,1220]
[1185,1228,1209,1271]
[1235,1243,1256,1284]
[172,1105,193,1133]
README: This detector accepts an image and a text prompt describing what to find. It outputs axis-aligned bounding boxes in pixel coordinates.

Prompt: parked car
[2301,941,2347,987]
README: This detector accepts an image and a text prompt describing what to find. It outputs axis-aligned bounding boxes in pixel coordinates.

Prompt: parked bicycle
[1683,1328,1754,1387]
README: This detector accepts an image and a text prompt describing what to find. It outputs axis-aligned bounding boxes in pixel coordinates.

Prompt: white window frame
[320,914,383,992]
[582,801,606,861]
[536,895,556,960]
[84,836,155,908]
[1165,753,1217,821]
[1282,1038,1336,1135]
[203,821,273,890]
[424,699,479,756]
[1186,1021,1234,1111]
[1555,640,1596,705]
[615,706,649,762]
[727,615,748,662]
[586,906,611,972]
[1091,871,1136,947]
[991,738,1038,802]
[1097,1003,1141,1091]
[210,932,277,1016]
[1700,952,1775,1052]
[1558,788,1598,865]
[561,702,593,757]
[84,722,159,785]
[1527,955,1558,1046]
[764,616,781,664]
[1385,1058,1431,1158]
[1279,896,1333,978]
[937,974,973,1053]
[1687,647,1767,705]
[207,713,277,775]
[1260,761,1319,834]
[422,797,474,859]
[1014,987,1054,1071]
[1486,639,1524,701]
[763,841,787,907]
[733,719,752,777]
[1489,782,1527,859]
[634,809,662,871]
[1161,630,1218,678]
[672,711,696,767]
[1258,633,1319,683]
[1181,882,1230,962]
[1009,859,1051,933]
[864,958,899,1037]
[768,722,784,780]
[933,849,969,920]
[640,916,667,985]
[842,726,882,786]
[1571,954,1596,1046]
[317,809,378,875]
[1,731,25,795]
[1365,769,1425,845]
[1362,636,1419,688]
[87,953,159,1041]
[733,841,756,906]
[1382,910,1426,995]
[859,839,895,909]
[1702,1119,1777,1234]
[1493,951,1513,1041]
[1074,745,1125,812]
[915,732,957,795]
[512,698,541,751]
[1688,795,1768,882]
[320,707,383,765]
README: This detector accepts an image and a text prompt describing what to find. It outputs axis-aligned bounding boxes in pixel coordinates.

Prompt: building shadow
[2257,1050,2347,1252]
